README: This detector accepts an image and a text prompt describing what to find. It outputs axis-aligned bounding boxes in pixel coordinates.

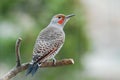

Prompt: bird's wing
[32,39,64,63]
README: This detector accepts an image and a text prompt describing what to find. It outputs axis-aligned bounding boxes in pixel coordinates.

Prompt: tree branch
[15,37,22,67]
[0,38,74,80]
[0,59,74,80]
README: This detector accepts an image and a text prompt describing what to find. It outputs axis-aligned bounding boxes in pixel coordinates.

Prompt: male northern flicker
[26,14,75,76]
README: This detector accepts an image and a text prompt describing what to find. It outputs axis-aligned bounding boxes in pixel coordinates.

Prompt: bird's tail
[26,62,40,76]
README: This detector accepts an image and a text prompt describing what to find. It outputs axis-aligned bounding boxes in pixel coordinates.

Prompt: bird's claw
[52,58,56,65]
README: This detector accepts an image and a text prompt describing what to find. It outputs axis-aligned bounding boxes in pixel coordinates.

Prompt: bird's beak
[66,14,75,18]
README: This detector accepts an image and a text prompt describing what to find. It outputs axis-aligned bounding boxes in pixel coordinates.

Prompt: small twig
[0,59,74,80]
[15,37,22,67]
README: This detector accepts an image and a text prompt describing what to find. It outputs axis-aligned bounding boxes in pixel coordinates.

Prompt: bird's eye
[58,17,61,19]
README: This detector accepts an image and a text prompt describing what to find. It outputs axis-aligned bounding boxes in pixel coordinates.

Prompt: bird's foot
[52,58,56,65]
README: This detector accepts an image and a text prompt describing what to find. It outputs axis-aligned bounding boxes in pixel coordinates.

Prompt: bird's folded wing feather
[33,40,63,63]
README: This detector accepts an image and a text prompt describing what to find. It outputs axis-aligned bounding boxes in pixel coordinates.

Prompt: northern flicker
[26,14,75,76]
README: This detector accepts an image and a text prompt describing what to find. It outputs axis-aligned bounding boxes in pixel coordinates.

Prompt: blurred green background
[0,0,89,80]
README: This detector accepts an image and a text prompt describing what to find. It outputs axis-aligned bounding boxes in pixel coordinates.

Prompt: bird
[26,14,75,76]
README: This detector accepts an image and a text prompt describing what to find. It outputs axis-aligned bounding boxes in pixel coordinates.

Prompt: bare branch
[15,37,22,67]
[0,37,74,80]
[0,59,74,80]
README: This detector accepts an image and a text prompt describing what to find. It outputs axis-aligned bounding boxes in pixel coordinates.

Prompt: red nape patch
[58,19,64,24]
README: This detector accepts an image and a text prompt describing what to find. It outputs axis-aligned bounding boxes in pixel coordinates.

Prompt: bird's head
[49,14,75,28]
